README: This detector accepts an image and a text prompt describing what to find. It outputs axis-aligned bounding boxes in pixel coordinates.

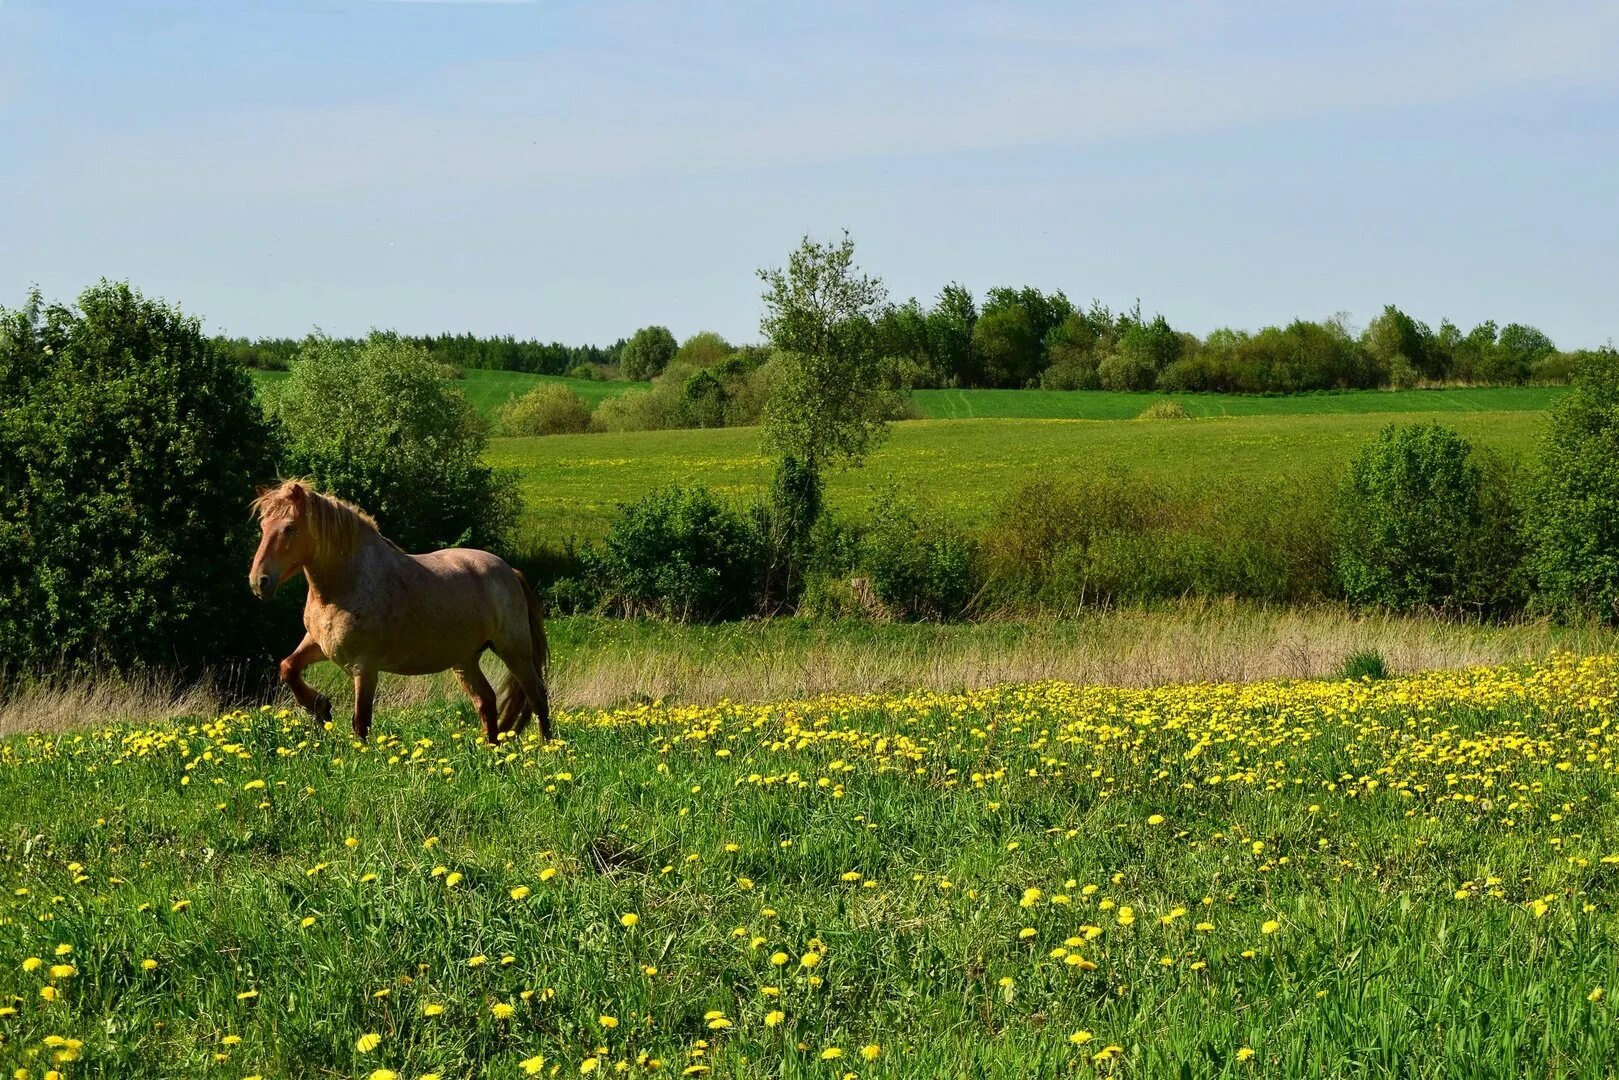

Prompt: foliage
[757,455,825,613]
[0,282,280,676]
[269,332,519,553]
[857,488,978,620]
[618,325,678,381]
[758,233,899,474]
[1334,423,1524,613]
[674,331,734,368]
[497,384,597,436]
[1528,348,1619,621]
[222,331,623,377]
[586,486,763,621]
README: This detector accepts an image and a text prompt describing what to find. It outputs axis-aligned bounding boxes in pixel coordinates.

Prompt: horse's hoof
[312,695,332,725]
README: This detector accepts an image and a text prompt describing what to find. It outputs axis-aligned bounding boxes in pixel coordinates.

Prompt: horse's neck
[303,531,402,602]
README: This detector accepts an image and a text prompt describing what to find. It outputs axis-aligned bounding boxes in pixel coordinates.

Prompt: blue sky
[2,0,1616,346]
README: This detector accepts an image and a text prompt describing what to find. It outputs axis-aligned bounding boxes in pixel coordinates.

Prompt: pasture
[4,655,1618,1076]
[910,384,1567,420]
[488,410,1550,540]
[250,369,645,421]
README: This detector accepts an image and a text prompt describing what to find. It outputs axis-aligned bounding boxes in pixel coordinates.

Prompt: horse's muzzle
[252,573,275,599]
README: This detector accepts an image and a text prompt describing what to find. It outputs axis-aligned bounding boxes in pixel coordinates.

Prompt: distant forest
[220,285,1604,394]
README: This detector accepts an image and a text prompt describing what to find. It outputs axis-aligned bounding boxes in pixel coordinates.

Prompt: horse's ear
[288,482,307,507]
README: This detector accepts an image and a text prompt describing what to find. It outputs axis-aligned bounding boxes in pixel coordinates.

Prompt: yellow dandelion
[510,886,532,901]
[356,1032,382,1052]
[620,912,639,927]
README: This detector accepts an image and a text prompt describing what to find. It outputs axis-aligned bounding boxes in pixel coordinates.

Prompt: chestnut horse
[248,480,550,743]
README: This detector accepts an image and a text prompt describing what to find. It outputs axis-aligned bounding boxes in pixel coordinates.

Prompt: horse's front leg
[279,634,332,727]
[352,669,377,741]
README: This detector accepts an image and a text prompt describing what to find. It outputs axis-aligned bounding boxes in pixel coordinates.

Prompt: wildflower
[800,952,822,968]
[861,1044,881,1061]
[580,1057,600,1074]
[1069,1031,1094,1045]
[1148,814,1165,825]
[356,1032,382,1052]
[1261,919,1280,935]
[620,913,639,927]
[521,1056,546,1075]
[599,1014,619,1029]
[492,1002,515,1019]
[510,886,532,901]
[1237,1047,1256,1062]
[468,955,488,967]
[820,1047,843,1060]
[765,1010,785,1027]
[422,1003,445,1017]
[1590,987,1606,1002]
[21,958,42,973]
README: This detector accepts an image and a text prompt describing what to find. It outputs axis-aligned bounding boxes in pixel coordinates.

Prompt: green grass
[4,655,1618,1076]
[250,368,646,422]
[910,385,1567,419]
[489,410,1550,541]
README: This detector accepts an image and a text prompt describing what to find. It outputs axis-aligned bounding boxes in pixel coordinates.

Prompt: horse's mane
[251,479,390,560]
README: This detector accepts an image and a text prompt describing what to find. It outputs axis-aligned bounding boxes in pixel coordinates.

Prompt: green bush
[0,283,280,676]
[498,383,596,436]
[586,486,763,621]
[858,489,977,620]
[1528,348,1619,620]
[1337,650,1389,680]
[268,332,518,554]
[1334,423,1524,613]
[1136,400,1189,420]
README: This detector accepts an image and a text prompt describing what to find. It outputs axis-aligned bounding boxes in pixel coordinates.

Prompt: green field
[250,368,646,421]
[489,410,1549,540]
[5,656,1618,1076]
[911,384,1567,419]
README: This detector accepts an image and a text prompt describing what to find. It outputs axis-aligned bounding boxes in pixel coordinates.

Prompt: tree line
[219,331,626,378]
[222,293,1596,396]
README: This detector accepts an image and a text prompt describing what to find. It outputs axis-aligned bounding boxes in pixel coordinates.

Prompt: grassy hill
[489,410,1549,540]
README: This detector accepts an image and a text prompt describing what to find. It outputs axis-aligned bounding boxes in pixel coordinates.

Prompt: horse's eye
[284,524,298,537]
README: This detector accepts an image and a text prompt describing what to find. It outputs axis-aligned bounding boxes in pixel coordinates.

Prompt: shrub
[587,486,763,621]
[1136,400,1189,420]
[1334,423,1524,613]
[858,489,977,620]
[756,456,825,613]
[1337,650,1389,680]
[0,283,280,676]
[1527,348,1619,620]
[499,384,596,436]
[269,332,519,554]
[619,325,678,381]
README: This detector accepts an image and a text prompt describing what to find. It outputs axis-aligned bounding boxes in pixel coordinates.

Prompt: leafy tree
[758,232,896,474]
[874,299,936,387]
[972,287,1072,387]
[270,332,518,553]
[1335,423,1523,612]
[674,330,733,368]
[1362,305,1434,385]
[0,282,279,675]
[618,325,678,380]
[1528,348,1619,620]
[1099,312,1181,391]
[1495,323,1556,384]
[586,485,762,621]
[926,282,979,387]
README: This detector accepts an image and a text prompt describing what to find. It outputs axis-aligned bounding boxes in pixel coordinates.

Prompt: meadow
[4,654,1619,1077]
[909,384,1566,420]
[250,369,646,420]
[489,410,1549,540]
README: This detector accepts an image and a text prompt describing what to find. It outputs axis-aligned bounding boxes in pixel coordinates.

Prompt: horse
[247,479,550,744]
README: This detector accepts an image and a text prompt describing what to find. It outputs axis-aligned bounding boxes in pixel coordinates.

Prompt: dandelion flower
[620,913,639,927]
[356,1032,382,1052]
[765,1010,785,1027]
[422,1003,445,1017]
[521,1056,546,1075]
[1261,920,1280,935]
[599,1014,619,1029]
[1069,1031,1094,1045]
[510,886,532,901]
[820,1047,843,1060]
[1236,1047,1256,1062]
[491,1002,515,1019]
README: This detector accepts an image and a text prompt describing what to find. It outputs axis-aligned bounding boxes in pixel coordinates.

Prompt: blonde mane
[251,479,384,560]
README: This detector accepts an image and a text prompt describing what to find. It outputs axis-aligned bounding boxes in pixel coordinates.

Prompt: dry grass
[6,605,1615,735]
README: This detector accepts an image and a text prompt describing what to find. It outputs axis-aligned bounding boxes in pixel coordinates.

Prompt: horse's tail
[499,569,551,740]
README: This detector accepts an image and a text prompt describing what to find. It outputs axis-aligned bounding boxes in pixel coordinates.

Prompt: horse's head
[249,481,314,599]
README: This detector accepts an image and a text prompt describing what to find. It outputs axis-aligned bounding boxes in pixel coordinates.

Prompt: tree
[1334,423,1522,612]
[1361,305,1434,385]
[270,332,518,554]
[926,283,978,387]
[619,325,678,380]
[0,282,280,675]
[758,232,896,474]
[674,330,733,368]
[1528,347,1619,620]
[972,286,1072,387]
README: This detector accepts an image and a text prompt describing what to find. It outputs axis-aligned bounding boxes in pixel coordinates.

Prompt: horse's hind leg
[351,668,377,742]
[279,634,332,727]
[452,663,501,745]
[491,642,549,742]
